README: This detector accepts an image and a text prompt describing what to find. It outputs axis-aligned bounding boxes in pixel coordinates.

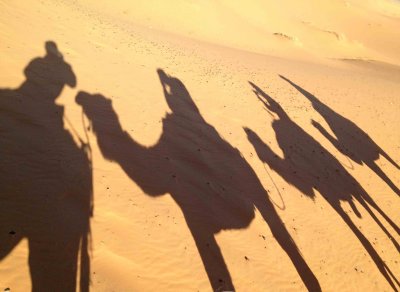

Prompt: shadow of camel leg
[367,161,400,197]
[333,205,400,291]
[187,222,235,291]
[256,201,321,292]
[357,187,400,236]
[29,238,79,292]
[356,198,400,252]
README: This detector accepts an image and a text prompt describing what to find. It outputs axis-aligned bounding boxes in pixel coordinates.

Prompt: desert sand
[1,0,399,291]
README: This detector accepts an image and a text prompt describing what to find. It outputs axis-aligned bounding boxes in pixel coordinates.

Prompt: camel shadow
[76,69,321,291]
[245,81,400,291]
[0,41,93,292]
[280,75,400,197]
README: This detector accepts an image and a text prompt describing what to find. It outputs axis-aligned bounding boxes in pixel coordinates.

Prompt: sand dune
[1,0,399,291]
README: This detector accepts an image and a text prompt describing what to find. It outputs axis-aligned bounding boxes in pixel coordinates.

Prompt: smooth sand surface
[1,0,399,291]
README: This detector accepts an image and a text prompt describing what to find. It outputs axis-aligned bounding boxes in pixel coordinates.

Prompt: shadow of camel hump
[245,81,400,291]
[76,69,321,291]
[0,41,92,292]
[279,75,400,197]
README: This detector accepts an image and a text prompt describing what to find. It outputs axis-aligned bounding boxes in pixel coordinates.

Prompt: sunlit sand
[1,1,399,291]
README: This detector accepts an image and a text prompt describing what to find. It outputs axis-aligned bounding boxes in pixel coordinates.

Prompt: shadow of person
[245,82,400,291]
[75,69,321,291]
[279,75,400,197]
[0,41,93,292]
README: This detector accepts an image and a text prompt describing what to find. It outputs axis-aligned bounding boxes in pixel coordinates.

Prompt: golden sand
[1,1,399,291]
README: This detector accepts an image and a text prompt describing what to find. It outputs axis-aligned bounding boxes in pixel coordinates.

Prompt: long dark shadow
[0,41,93,292]
[76,69,321,291]
[280,75,400,197]
[245,81,400,291]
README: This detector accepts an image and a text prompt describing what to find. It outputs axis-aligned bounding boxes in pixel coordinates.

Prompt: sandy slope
[0,0,399,291]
